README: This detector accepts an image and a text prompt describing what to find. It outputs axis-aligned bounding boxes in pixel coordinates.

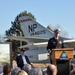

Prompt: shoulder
[25,55,28,58]
[17,54,21,56]
[25,56,29,59]
[49,37,55,41]
[16,54,21,58]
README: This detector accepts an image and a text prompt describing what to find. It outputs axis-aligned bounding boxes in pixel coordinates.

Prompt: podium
[50,48,74,75]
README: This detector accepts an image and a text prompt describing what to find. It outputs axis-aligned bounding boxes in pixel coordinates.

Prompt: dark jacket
[16,54,31,69]
[47,37,65,51]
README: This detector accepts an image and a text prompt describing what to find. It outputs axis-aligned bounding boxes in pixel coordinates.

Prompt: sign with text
[0,42,12,67]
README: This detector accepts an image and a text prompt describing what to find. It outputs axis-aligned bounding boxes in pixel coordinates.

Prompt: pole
[20,31,22,47]
[16,29,22,47]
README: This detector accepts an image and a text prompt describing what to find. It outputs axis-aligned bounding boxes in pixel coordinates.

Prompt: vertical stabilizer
[19,16,54,38]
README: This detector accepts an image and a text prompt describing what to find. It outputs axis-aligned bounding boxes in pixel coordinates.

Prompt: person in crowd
[47,28,65,63]
[11,67,21,75]
[16,48,33,69]
[23,64,32,75]
[0,66,3,75]
[2,64,11,75]
[70,70,75,75]
[70,58,75,75]
[29,67,42,75]
[17,70,28,75]
[46,64,57,75]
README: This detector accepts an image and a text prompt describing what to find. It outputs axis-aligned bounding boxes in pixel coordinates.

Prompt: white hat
[54,28,61,34]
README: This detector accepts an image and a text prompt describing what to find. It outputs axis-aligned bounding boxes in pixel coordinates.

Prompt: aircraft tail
[19,16,54,39]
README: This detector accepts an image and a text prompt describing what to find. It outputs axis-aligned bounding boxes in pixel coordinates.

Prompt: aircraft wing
[19,42,48,49]
[5,36,49,43]
[5,36,28,42]
[25,36,49,43]
[6,36,74,43]
[63,39,75,43]
[19,39,75,49]
[5,36,75,49]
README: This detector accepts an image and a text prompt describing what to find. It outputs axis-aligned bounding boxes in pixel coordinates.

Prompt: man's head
[11,67,21,75]
[20,48,27,55]
[46,64,57,75]
[54,28,61,38]
[54,28,61,34]
[17,70,28,75]
[29,67,42,75]
[3,64,11,74]
[23,64,32,74]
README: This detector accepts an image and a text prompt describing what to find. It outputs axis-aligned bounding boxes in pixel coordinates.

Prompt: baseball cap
[20,48,26,52]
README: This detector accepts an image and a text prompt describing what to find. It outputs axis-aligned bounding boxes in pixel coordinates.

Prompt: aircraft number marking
[28,24,46,36]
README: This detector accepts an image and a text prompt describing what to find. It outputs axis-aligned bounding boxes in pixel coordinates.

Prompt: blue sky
[0,0,75,38]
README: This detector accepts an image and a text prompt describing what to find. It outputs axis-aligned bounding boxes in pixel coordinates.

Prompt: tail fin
[19,16,54,38]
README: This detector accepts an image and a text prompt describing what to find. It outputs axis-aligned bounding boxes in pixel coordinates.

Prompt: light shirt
[55,37,59,40]
[22,55,27,64]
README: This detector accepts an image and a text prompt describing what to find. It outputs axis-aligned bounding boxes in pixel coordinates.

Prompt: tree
[5,11,36,52]
[0,34,5,42]
[47,25,53,32]
[47,24,68,37]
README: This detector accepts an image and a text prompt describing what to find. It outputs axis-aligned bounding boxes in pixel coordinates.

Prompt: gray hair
[29,67,42,75]
[11,67,21,75]
[23,64,31,74]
